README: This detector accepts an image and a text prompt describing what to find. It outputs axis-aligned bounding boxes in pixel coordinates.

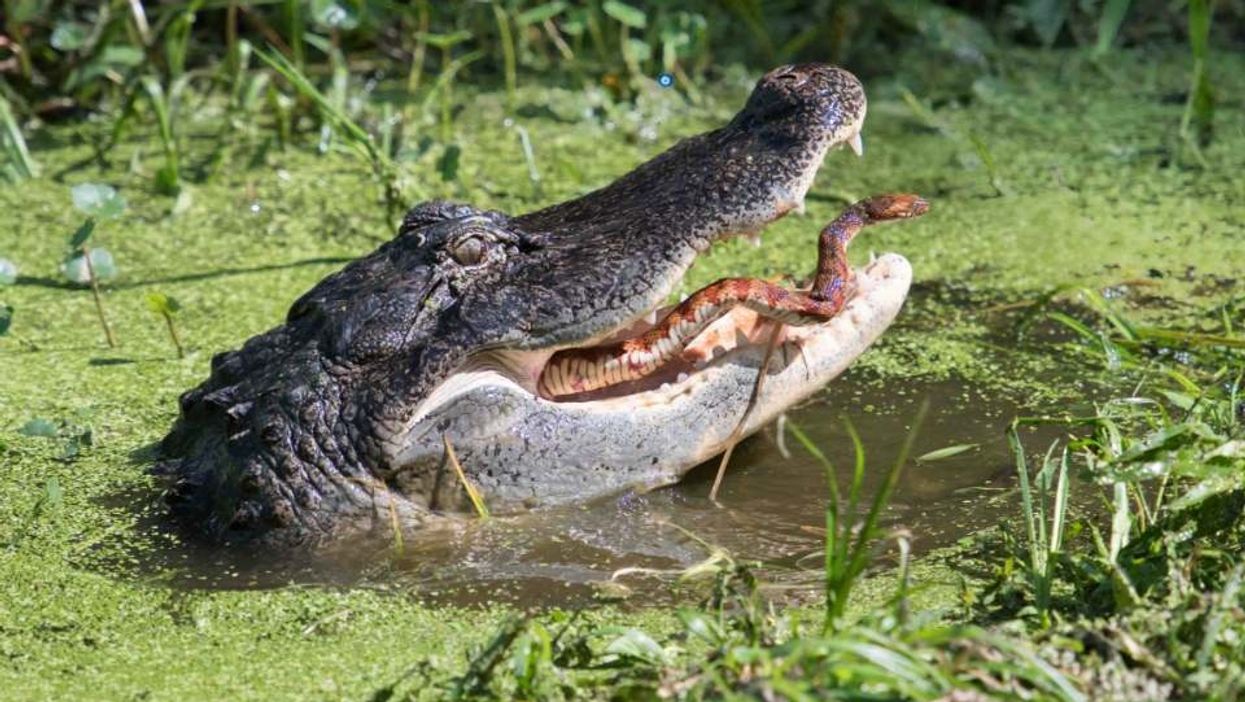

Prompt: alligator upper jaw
[406,254,912,439]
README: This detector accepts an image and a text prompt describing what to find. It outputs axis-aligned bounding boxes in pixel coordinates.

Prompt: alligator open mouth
[422,188,927,419]
[409,249,913,432]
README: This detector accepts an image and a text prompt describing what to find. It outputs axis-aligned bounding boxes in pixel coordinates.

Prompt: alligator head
[157,64,913,547]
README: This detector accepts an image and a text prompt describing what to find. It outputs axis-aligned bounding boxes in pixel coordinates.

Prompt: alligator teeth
[676,372,689,383]
[646,309,659,325]
[747,233,762,247]
[848,131,864,157]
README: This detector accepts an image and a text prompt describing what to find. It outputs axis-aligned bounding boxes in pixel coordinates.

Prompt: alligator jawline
[410,269,857,420]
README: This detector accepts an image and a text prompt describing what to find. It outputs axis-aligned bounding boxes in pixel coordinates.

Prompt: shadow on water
[13,256,353,291]
[121,374,1071,608]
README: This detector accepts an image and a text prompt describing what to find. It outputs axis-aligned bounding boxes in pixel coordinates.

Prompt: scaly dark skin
[157,64,915,548]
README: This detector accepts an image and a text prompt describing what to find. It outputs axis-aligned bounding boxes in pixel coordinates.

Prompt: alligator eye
[450,236,487,265]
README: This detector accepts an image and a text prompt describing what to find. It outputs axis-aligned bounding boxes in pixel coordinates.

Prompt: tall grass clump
[787,401,928,631]
[256,48,401,215]
[1181,0,1215,161]
[1007,424,1071,628]
[0,97,38,181]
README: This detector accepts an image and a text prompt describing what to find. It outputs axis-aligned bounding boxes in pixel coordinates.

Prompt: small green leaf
[917,443,980,462]
[0,304,11,336]
[145,292,181,316]
[68,218,96,250]
[310,0,359,30]
[603,0,646,29]
[20,418,58,438]
[603,628,667,664]
[51,22,88,51]
[0,258,16,285]
[44,477,63,508]
[625,37,652,62]
[71,184,126,219]
[33,476,64,514]
[61,248,118,284]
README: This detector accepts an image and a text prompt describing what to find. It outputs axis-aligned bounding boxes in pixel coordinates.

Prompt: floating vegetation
[144,292,185,359]
[19,415,94,463]
[63,184,126,348]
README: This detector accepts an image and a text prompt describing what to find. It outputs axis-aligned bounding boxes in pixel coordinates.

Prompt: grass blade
[0,97,37,180]
[444,434,489,520]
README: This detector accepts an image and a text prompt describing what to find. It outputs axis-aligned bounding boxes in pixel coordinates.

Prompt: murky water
[154,373,1064,607]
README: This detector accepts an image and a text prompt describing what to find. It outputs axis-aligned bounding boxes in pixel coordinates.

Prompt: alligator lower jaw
[408,254,912,431]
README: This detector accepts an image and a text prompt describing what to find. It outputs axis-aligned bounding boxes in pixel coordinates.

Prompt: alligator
[157,63,926,547]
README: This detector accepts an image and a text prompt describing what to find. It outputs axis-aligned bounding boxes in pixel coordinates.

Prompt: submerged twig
[709,321,783,502]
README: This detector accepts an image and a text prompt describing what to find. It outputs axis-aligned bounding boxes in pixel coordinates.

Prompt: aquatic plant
[257,47,402,215]
[416,31,479,143]
[18,415,93,463]
[1007,426,1071,628]
[137,77,182,195]
[0,97,37,181]
[144,292,185,359]
[1182,0,1216,161]
[788,404,928,632]
[64,183,126,348]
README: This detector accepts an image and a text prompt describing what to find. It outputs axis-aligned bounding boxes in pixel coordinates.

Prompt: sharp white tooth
[794,198,806,215]
[646,310,659,325]
[746,233,762,247]
[676,372,689,383]
[848,131,864,157]
[660,382,671,391]
[869,250,877,263]
[679,293,688,303]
